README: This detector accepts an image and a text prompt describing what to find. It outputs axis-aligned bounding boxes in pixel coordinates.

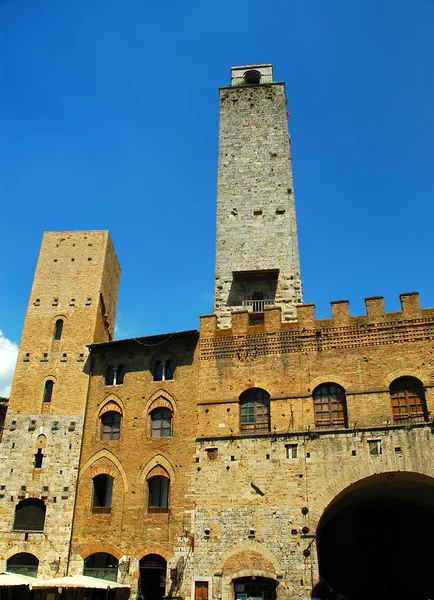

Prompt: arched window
[54,319,63,340]
[244,69,262,84]
[313,383,347,426]
[148,476,169,513]
[92,474,113,513]
[390,376,428,422]
[153,359,176,381]
[84,553,118,582]
[43,380,54,403]
[105,364,125,386]
[100,411,121,440]
[151,407,172,437]
[239,388,270,432]
[7,553,39,577]
[13,499,46,531]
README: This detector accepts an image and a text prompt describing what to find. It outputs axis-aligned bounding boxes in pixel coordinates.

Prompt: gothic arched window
[92,474,113,512]
[100,411,121,440]
[151,407,172,437]
[148,476,169,513]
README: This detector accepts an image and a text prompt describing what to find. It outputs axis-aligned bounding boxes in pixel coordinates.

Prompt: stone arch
[51,313,68,323]
[134,544,173,563]
[384,369,425,388]
[97,393,125,412]
[140,454,176,484]
[81,543,123,560]
[145,389,177,414]
[228,569,277,581]
[233,384,270,399]
[79,449,129,492]
[217,541,283,578]
[315,470,434,600]
[308,375,350,394]
[310,465,434,529]
[96,396,124,437]
[4,544,40,562]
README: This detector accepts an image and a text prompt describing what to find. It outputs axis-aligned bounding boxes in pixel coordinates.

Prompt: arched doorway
[139,554,167,600]
[316,472,434,600]
[233,576,277,600]
[7,552,38,576]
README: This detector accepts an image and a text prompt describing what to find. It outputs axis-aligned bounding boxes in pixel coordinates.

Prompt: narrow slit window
[54,319,63,340]
[43,380,54,403]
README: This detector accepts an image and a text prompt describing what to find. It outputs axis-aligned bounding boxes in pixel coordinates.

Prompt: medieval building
[1,64,434,600]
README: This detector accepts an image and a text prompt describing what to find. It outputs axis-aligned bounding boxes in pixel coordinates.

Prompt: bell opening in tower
[228,269,279,313]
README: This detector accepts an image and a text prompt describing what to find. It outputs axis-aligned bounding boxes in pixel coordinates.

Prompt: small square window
[34,299,40,306]
[368,440,382,456]
[69,299,75,306]
[52,298,58,306]
[286,444,298,459]
[85,298,92,305]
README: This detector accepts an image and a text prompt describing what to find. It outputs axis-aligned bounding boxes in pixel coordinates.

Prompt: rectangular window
[368,440,382,456]
[286,444,298,459]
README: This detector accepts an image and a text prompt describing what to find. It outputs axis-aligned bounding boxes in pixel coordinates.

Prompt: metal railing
[242,299,274,313]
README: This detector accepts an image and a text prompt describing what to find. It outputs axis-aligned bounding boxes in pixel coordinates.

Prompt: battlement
[200,292,434,341]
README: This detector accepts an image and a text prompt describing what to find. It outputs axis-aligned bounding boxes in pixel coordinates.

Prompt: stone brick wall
[214,71,302,328]
[0,230,121,577]
[173,292,434,600]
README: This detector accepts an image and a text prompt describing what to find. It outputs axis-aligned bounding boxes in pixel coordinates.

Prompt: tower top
[230,64,274,86]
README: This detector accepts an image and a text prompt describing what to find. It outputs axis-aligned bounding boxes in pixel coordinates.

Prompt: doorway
[138,554,167,600]
[316,472,434,600]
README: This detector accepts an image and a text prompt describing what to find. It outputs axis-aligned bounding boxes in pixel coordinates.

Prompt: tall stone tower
[214,64,302,328]
[0,230,120,577]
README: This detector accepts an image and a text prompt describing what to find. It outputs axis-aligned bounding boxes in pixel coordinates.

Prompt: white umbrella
[0,572,38,586]
[30,574,130,590]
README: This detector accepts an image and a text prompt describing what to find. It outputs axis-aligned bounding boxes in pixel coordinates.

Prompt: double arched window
[239,388,270,432]
[13,499,46,531]
[389,376,428,422]
[313,383,347,426]
[153,359,176,382]
[105,364,125,386]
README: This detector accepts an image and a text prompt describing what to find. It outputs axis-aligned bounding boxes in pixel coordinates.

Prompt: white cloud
[0,330,18,397]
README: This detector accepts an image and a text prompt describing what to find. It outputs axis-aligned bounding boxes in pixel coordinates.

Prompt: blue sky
[1,0,434,390]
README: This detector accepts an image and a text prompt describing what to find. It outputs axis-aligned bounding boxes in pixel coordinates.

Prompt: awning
[0,572,38,587]
[30,575,130,590]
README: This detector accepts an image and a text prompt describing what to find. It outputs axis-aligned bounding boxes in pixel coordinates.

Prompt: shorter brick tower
[0,230,120,577]
[214,64,302,328]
